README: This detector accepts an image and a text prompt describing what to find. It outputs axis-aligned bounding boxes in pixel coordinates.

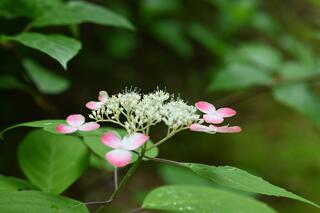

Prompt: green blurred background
[1,0,320,212]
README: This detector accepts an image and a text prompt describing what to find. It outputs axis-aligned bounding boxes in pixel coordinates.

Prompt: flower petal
[101,131,122,149]
[122,133,149,150]
[66,114,85,127]
[195,101,215,113]
[203,114,224,124]
[106,149,132,168]
[85,101,104,110]
[78,122,100,131]
[56,124,77,134]
[216,107,237,118]
[210,125,242,133]
[98,90,108,103]
[189,124,216,134]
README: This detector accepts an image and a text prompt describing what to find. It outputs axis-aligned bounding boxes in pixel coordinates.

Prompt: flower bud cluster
[161,99,200,130]
[88,89,200,133]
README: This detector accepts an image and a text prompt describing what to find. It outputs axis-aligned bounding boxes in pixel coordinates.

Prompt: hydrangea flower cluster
[86,89,200,134]
[56,89,241,167]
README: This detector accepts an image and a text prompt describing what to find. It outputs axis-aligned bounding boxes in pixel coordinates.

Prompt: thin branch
[144,156,186,167]
[146,127,188,151]
[128,207,144,213]
[114,167,118,190]
[69,199,113,210]
[96,119,127,129]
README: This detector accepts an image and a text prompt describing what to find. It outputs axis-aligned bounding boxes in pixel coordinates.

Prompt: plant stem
[22,23,32,32]
[109,153,144,201]
[114,167,118,190]
[96,119,127,129]
[146,131,175,151]
[144,156,186,167]
[146,127,188,151]
[80,154,144,211]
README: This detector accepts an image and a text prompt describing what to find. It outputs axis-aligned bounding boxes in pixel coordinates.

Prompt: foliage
[1,0,320,212]
[18,130,89,194]
[0,191,89,213]
[187,163,318,207]
[143,185,276,213]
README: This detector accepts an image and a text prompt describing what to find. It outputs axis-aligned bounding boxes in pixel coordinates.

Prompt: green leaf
[272,83,320,126]
[278,61,320,81]
[142,140,159,159]
[0,190,88,213]
[22,58,70,94]
[32,1,134,30]
[209,63,274,91]
[0,119,64,139]
[234,43,282,71]
[0,176,37,192]
[188,23,230,56]
[0,75,28,91]
[159,164,211,186]
[18,130,89,194]
[150,20,193,58]
[89,153,113,171]
[186,163,319,208]
[209,42,283,91]
[250,12,279,36]
[143,185,276,213]
[278,36,315,66]
[5,33,81,69]
[140,0,182,18]
[83,136,112,165]
[209,0,258,33]
[83,128,158,165]
[0,0,63,18]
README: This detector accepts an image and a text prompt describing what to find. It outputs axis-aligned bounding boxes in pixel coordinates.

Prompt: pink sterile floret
[85,91,108,110]
[56,114,100,134]
[190,124,241,134]
[101,131,149,168]
[195,101,236,124]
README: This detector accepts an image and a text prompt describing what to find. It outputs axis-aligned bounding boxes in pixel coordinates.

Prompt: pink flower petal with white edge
[203,114,224,124]
[195,101,215,114]
[85,101,104,110]
[216,107,237,118]
[189,124,216,134]
[210,125,242,133]
[98,91,108,103]
[106,149,132,168]
[66,114,85,127]
[101,131,122,149]
[122,133,149,150]
[56,124,77,134]
[78,122,100,131]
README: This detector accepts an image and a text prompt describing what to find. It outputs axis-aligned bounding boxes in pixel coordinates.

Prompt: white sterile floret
[161,99,200,129]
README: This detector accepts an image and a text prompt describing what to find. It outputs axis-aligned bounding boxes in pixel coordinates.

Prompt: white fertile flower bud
[89,88,200,133]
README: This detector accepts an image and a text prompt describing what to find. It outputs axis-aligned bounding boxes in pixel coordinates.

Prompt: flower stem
[96,119,126,129]
[109,153,144,201]
[144,156,186,167]
[146,127,189,151]
[114,167,118,190]
[89,154,144,212]
[146,131,175,151]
